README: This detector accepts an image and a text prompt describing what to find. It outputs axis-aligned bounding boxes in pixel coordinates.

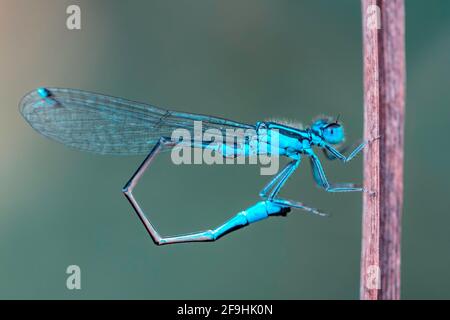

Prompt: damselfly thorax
[170,120,307,161]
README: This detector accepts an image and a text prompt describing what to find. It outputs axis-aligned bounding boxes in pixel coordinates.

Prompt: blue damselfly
[20,87,370,245]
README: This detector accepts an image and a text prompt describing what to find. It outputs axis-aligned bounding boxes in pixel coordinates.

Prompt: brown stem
[360,0,405,300]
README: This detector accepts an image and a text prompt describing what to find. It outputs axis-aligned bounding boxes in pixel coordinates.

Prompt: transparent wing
[19,87,255,155]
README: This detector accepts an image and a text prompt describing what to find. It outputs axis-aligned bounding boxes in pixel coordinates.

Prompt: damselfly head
[311,116,345,145]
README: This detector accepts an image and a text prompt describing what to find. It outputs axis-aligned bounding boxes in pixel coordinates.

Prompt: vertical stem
[360,0,405,300]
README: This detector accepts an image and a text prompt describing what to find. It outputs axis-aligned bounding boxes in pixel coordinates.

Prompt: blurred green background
[0,0,449,299]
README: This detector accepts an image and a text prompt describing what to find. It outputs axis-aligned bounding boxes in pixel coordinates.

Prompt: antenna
[335,114,341,124]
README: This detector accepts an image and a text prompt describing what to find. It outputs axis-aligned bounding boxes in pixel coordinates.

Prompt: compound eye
[323,123,344,144]
[327,123,338,134]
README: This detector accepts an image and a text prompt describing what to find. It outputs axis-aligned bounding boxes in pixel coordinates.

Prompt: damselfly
[20,87,369,245]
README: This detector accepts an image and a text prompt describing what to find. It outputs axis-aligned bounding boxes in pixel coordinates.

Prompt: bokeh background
[0,0,449,299]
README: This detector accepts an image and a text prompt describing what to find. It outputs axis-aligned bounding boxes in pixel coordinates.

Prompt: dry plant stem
[360,0,405,300]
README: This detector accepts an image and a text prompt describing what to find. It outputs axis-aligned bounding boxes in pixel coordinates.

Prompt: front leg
[323,141,366,163]
[323,136,380,163]
[322,139,361,160]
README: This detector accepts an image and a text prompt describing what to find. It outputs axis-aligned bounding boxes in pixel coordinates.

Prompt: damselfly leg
[308,151,364,192]
[323,141,367,163]
[322,139,361,160]
[259,160,298,199]
[259,158,326,216]
[266,160,300,200]
[323,135,380,163]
